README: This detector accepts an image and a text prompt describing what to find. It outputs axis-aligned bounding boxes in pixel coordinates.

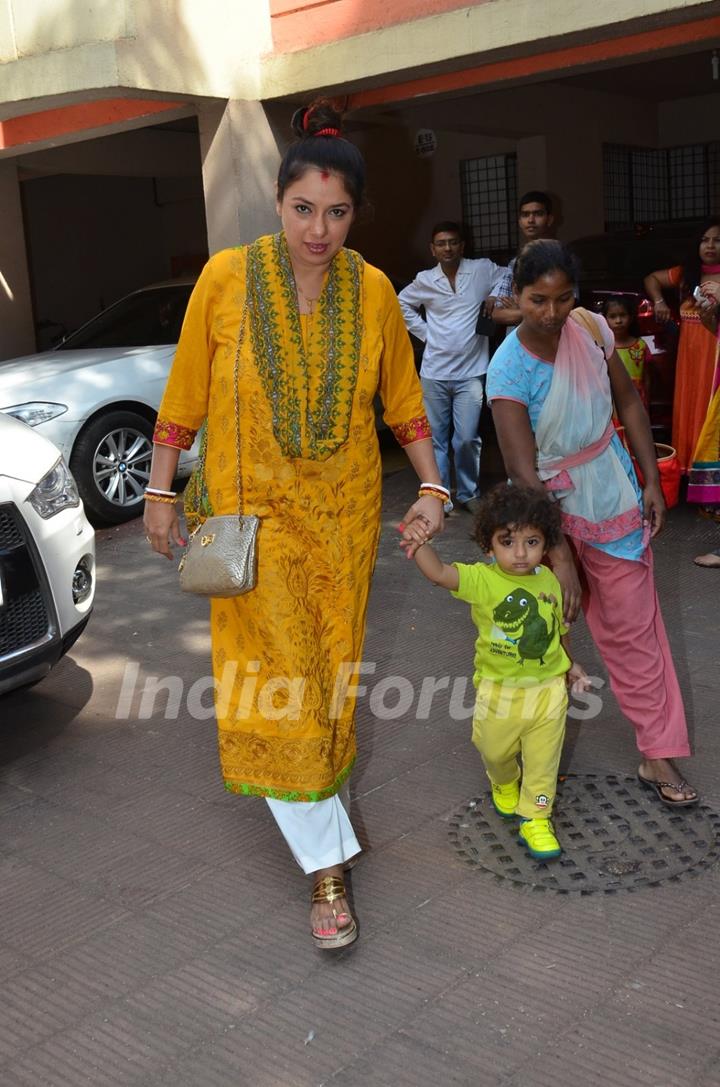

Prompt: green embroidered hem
[223,758,354,803]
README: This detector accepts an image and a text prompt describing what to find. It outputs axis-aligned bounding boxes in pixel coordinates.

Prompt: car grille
[0,589,50,656]
[0,503,54,659]
[0,507,23,549]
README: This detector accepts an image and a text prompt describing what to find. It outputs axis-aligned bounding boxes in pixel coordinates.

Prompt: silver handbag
[179,513,259,597]
[179,304,259,597]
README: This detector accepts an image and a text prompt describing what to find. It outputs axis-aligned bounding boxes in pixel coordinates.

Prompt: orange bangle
[144,493,177,504]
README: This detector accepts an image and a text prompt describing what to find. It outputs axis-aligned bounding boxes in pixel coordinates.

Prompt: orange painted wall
[0,100,185,151]
[347,15,720,109]
[269,0,486,53]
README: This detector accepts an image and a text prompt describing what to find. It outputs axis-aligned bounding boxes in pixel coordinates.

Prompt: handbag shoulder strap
[569,307,606,357]
[192,303,248,519]
[232,303,249,515]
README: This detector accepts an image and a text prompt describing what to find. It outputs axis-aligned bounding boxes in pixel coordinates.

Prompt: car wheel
[70,411,154,525]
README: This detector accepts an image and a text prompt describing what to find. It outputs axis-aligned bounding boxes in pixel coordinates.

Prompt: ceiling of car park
[346,43,719,133]
[557,47,720,101]
[14,116,202,181]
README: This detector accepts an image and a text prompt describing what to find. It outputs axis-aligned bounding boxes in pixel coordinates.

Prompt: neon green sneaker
[490,779,520,818]
[518,817,562,860]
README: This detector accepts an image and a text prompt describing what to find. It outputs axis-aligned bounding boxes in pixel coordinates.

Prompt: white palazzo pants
[266,782,361,875]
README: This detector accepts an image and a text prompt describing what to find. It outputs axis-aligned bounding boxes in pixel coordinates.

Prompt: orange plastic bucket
[654,442,681,509]
[614,429,680,509]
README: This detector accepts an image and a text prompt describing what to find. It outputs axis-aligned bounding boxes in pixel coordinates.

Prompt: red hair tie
[315,127,341,137]
[302,109,312,131]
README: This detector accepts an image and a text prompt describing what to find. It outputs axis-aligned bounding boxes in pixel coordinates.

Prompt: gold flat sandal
[311,875,358,950]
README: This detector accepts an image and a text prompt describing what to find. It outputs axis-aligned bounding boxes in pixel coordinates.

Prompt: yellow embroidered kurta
[155,242,429,800]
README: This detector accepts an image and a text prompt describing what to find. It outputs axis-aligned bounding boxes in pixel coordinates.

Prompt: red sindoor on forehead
[320,170,330,181]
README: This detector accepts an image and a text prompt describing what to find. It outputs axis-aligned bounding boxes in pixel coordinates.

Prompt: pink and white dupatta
[535,311,643,544]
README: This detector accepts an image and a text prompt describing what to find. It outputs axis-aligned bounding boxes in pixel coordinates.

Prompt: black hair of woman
[681,219,720,298]
[473,483,562,552]
[512,239,580,293]
[279,98,366,208]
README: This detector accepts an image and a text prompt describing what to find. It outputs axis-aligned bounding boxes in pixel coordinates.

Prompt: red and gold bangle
[419,481,449,497]
[418,486,448,502]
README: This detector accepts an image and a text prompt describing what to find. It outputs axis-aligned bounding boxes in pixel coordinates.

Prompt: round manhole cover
[448,773,720,894]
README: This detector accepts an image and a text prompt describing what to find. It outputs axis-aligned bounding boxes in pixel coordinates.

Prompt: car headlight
[26,457,80,519]
[1,402,68,426]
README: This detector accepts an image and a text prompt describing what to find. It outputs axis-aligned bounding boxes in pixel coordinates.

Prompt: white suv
[0,413,95,695]
[0,281,197,525]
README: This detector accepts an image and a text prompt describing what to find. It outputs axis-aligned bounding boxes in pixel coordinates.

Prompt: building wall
[347,79,665,278]
[0,0,271,108]
[1,0,718,356]
[349,125,514,282]
[268,0,484,53]
[2,0,716,107]
[22,173,207,348]
[262,1,719,99]
[658,91,720,145]
[0,164,35,357]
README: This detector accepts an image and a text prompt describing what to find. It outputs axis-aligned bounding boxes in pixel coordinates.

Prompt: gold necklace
[297,286,321,315]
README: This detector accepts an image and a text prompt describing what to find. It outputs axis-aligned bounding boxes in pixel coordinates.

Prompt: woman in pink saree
[485,240,697,806]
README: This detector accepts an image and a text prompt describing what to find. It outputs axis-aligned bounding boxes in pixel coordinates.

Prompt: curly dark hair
[473,483,562,552]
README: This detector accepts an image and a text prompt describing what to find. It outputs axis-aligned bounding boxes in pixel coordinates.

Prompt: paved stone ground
[1,444,720,1087]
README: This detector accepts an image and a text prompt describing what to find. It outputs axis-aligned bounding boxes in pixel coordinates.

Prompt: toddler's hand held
[568,662,592,695]
[399,512,436,559]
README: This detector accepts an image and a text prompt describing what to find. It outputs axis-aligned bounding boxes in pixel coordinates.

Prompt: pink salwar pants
[573,541,691,760]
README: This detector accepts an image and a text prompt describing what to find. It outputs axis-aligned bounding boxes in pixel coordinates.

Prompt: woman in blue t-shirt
[484,239,697,807]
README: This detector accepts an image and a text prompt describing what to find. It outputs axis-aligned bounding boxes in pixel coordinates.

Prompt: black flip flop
[637,771,699,807]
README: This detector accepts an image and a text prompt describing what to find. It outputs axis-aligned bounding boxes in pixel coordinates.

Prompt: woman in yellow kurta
[143,101,445,950]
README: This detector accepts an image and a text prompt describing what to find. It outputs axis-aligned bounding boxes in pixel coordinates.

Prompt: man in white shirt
[398,221,507,514]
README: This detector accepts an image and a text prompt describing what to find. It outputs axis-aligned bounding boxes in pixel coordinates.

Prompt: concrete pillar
[516,127,605,242]
[198,99,285,254]
[516,135,548,203]
[545,128,604,242]
[0,163,36,360]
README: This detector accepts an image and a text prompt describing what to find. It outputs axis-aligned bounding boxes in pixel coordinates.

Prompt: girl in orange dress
[644,222,720,474]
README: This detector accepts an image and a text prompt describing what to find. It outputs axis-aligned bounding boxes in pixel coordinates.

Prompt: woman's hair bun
[291,98,344,139]
[279,96,364,206]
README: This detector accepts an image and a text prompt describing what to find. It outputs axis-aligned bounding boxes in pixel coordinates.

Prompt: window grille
[669,145,708,219]
[604,142,720,228]
[707,143,720,217]
[460,154,517,254]
[603,144,632,229]
[631,148,669,222]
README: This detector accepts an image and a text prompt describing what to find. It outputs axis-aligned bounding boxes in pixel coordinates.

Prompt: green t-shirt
[451,561,570,687]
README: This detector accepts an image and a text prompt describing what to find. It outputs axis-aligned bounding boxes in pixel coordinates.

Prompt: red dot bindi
[320,170,330,181]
